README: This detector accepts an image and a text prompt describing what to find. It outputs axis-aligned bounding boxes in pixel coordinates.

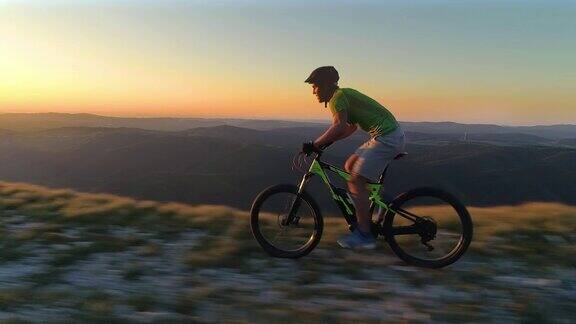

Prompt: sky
[0,0,575,125]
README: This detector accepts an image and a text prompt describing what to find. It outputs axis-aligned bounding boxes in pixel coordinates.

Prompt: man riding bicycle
[303,66,406,249]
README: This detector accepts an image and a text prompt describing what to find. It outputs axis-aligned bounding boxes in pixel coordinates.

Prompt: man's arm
[337,123,357,140]
[313,109,348,149]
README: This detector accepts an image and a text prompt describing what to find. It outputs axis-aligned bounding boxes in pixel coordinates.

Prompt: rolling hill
[0,113,323,132]
[1,125,575,211]
[2,113,576,139]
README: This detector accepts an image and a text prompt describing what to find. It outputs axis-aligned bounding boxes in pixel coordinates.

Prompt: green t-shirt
[329,88,398,137]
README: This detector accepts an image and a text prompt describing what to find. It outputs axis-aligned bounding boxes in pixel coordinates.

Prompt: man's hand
[302,141,321,156]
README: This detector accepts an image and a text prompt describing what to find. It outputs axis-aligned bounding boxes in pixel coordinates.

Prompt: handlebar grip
[302,141,334,155]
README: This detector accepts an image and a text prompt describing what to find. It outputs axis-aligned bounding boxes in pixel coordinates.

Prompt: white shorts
[352,127,406,182]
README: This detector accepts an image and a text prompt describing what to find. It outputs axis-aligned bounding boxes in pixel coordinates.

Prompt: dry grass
[0,181,248,226]
[0,181,575,321]
[469,202,576,230]
[1,181,575,267]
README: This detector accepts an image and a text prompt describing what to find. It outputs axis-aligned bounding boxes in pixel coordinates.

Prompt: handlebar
[301,141,333,156]
[293,140,334,174]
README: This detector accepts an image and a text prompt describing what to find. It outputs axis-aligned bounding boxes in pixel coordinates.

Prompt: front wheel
[250,184,323,258]
[384,187,473,268]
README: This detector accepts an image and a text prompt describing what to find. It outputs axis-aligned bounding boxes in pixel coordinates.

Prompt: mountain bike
[250,144,473,268]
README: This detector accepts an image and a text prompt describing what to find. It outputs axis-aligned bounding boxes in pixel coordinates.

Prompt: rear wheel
[384,187,473,268]
[250,184,323,258]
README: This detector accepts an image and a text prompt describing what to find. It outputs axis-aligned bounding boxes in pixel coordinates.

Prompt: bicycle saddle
[394,152,408,160]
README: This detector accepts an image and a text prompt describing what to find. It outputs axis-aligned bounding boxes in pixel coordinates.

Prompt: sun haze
[1,0,575,125]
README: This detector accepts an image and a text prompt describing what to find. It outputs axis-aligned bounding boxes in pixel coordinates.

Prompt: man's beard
[319,85,337,107]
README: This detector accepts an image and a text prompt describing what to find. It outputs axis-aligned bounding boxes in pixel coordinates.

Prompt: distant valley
[0,113,575,211]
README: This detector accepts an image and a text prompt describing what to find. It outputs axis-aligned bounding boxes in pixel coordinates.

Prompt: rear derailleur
[416,216,437,251]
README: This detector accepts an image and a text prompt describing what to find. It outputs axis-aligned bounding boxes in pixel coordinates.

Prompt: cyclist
[303,66,406,249]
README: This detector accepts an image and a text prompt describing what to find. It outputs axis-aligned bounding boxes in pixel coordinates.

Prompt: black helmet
[304,66,339,84]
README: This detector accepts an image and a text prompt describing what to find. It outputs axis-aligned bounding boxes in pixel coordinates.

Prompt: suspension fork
[297,171,313,194]
[282,172,313,226]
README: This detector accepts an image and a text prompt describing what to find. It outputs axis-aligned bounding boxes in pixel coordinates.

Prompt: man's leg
[344,154,359,173]
[346,153,372,233]
[348,174,372,233]
[337,172,376,249]
[337,150,376,249]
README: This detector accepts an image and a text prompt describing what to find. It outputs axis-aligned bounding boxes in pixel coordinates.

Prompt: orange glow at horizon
[1,1,575,126]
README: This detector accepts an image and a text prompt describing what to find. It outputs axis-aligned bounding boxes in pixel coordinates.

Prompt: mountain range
[1,115,575,211]
[2,113,576,139]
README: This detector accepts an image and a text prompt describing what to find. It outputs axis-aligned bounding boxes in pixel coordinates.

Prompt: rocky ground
[0,182,575,323]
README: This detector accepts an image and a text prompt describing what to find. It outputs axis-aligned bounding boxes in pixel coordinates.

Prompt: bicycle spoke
[437,230,461,237]
[390,193,467,264]
[256,189,317,252]
[432,241,446,256]
[271,228,288,243]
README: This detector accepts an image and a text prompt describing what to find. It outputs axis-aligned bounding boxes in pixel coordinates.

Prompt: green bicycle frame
[284,152,426,237]
[293,154,392,227]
